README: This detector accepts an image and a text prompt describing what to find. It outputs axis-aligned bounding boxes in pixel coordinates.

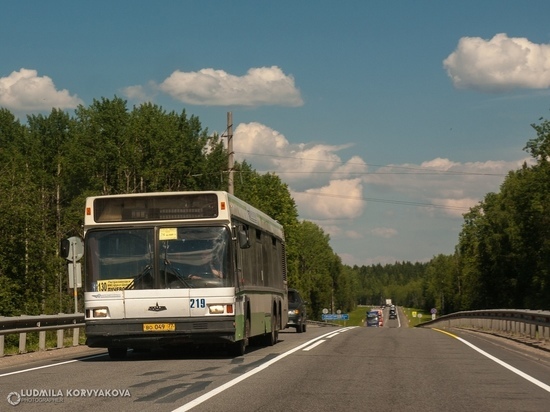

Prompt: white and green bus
[82,191,288,359]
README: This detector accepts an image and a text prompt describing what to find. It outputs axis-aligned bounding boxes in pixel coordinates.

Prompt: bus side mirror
[60,237,84,261]
[237,226,250,249]
[60,239,70,258]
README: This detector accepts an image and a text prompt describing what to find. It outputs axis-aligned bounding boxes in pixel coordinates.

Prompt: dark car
[389,308,397,319]
[366,310,379,327]
[286,288,307,333]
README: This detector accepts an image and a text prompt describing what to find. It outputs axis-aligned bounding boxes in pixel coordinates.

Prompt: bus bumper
[86,317,236,349]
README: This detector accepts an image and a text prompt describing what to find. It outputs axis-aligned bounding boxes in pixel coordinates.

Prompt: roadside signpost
[60,236,84,313]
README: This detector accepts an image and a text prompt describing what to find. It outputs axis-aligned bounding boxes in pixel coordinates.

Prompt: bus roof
[84,191,284,240]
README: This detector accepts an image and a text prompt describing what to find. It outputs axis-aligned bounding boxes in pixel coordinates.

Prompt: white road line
[0,353,107,378]
[173,327,356,411]
[302,340,326,351]
[434,328,550,393]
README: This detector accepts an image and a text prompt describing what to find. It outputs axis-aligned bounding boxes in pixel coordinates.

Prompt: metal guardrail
[417,309,550,345]
[0,313,85,356]
[3,310,548,356]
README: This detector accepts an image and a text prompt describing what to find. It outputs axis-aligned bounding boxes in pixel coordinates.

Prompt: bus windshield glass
[85,226,231,291]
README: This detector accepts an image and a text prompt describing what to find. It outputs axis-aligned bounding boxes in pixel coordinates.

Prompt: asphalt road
[1,310,549,412]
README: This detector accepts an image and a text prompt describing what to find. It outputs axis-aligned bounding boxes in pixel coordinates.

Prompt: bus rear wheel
[264,314,278,346]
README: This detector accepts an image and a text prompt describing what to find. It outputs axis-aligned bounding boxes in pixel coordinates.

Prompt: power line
[234,151,508,177]
[296,191,471,211]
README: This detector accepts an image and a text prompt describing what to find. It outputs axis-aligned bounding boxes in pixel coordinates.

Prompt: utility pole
[227,112,234,195]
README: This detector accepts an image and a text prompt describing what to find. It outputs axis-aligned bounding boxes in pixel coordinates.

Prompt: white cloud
[363,157,534,217]
[345,230,363,239]
[232,122,536,265]
[122,85,148,101]
[292,178,364,220]
[234,122,354,190]
[234,122,534,223]
[0,68,83,111]
[443,33,550,92]
[158,66,303,106]
[371,227,397,238]
[121,80,159,103]
[342,253,402,267]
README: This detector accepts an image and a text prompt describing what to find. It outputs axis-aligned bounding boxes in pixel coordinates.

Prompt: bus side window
[236,225,250,249]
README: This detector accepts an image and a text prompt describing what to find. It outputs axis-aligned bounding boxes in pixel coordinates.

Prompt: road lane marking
[433,328,550,393]
[173,327,357,411]
[0,353,108,378]
[302,340,326,351]
[303,326,356,350]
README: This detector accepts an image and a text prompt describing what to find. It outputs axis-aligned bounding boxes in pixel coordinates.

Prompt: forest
[1,98,549,320]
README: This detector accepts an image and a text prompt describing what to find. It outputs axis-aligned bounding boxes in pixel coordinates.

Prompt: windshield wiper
[125,264,152,290]
[162,258,193,288]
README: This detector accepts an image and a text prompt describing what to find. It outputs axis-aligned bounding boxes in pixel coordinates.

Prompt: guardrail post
[0,335,4,357]
[72,327,80,346]
[39,330,46,351]
[530,324,537,339]
[19,332,27,353]
[57,329,64,349]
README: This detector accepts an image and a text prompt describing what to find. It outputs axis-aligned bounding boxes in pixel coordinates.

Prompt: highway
[1,309,550,411]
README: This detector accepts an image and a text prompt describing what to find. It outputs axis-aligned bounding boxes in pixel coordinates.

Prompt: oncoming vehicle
[286,288,307,333]
[366,310,379,327]
[76,191,288,359]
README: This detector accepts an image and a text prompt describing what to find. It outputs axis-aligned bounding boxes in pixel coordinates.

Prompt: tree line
[1,97,548,319]
[0,97,354,320]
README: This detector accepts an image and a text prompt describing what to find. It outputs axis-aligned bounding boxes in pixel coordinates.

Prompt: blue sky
[2,1,550,265]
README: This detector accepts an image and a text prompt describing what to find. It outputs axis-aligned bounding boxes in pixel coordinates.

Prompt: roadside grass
[323,306,374,327]
[402,308,429,327]
[2,328,85,355]
[348,307,368,326]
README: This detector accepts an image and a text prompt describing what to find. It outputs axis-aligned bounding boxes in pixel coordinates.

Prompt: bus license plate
[143,323,175,332]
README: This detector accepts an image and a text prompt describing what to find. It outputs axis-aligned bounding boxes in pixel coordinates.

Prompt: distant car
[366,310,379,327]
[286,288,307,333]
[389,309,397,319]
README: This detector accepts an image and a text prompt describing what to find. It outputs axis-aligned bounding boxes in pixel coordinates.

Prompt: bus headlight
[208,305,225,314]
[92,308,109,318]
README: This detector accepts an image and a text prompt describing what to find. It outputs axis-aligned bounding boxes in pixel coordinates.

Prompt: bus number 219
[190,298,206,308]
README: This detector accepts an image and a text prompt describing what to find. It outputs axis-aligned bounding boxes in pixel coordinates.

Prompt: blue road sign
[322,314,349,321]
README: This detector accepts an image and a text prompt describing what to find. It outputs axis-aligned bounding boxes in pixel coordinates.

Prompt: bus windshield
[85,226,231,291]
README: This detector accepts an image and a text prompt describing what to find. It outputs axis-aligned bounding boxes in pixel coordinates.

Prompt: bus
[81,191,288,359]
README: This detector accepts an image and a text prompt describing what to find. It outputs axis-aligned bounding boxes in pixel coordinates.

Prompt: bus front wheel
[229,318,249,357]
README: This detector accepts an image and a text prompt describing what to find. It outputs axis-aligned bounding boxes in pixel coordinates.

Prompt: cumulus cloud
[0,68,83,111]
[122,85,148,101]
[371,227,397,238]
[292,179,365,220]
[234,122,355,190]
[443,33,550,92]
[232,121,536,251]
[363,157,534,217]
[158,66,303,106]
